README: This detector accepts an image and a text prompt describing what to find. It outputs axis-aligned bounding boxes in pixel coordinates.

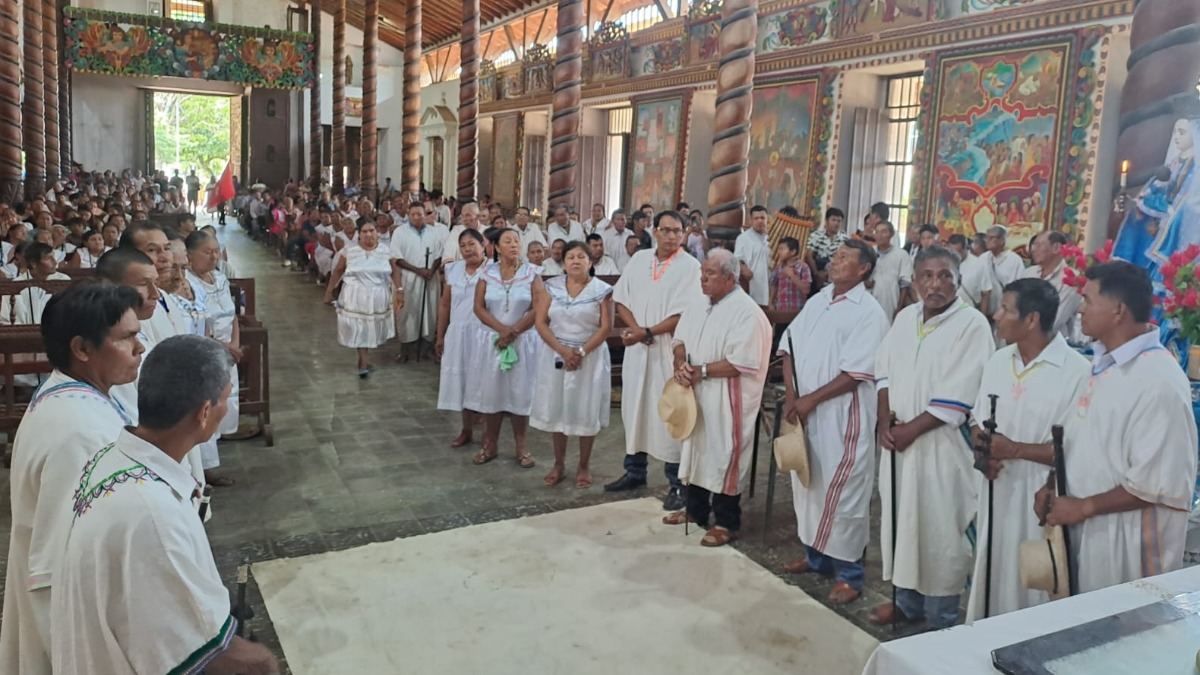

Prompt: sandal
[450,431,473,448]
[867,603,920,626]
[544,467,565,486]
[700,526,737,547]
[517,452,536,469]
[575,470,593,489]
[662,510,695,526]
[782,557,819,575]
[472,449,497,465]
[828,580,861,605]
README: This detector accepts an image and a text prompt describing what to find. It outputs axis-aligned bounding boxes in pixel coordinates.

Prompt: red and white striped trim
[813,389,861,552]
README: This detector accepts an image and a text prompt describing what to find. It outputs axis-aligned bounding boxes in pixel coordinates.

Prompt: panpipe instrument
[767,210,816,258]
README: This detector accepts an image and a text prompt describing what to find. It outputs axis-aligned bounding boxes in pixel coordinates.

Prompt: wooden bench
[0,326,54,465]
[237,320,273,446]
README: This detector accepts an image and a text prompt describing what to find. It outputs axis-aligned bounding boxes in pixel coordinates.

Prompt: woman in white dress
[470,228,545,468]
[312,212,336,280]
[324,220,402,377]
[185,229,239,485]
[69,229,107,269]
[531,241,613,488]
[436,228,486,447]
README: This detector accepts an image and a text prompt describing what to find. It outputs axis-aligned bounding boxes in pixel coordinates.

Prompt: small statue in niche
[345,54,354,85]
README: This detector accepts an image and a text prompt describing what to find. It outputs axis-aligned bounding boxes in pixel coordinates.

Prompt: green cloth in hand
[492,335,519,372]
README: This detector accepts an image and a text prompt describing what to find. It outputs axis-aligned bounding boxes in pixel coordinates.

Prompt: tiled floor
[0,221,918,672]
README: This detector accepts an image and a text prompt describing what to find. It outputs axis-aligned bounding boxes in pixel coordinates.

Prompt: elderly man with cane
[665,249,771,546]
[390,201,448,362]
[52,335,279,674]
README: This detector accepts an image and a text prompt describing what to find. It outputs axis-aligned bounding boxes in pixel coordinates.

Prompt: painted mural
[918,39,1080,248]
[687,0,722,65]
[491,114,524,211]
[748,76,825,215]
[758,4,830,54]
[63,8,315,89]
[831,0,941,39]
[628,94,689,210]
[631,39,685,76]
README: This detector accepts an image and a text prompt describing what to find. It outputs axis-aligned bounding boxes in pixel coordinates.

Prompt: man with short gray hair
[52,335,280,675]
[983,225,1024,315]
[441,201,482,264]
[665,248,771,546]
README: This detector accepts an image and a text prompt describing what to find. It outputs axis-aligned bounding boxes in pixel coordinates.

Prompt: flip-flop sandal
[517,453,536,469]
[575,475,593,489]
[472,450,497,465]
[544,469,565,486]
[700,526,737,547]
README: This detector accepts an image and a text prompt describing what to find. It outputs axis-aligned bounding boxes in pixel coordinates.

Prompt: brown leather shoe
[827,580,861,605]
[867,602,918,625]
[782,556,815,574]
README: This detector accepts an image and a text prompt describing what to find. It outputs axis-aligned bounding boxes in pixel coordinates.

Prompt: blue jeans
[895,587,960,630]
[624,452,681,489]
[805,546,864,591]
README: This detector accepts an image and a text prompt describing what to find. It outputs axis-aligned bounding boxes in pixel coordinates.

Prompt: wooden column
[22,0,45,200]
[548,0,583,209]
[331,0,347,194]
[42,0,59,185]
[0,0,21,203]
[361,0,378,199]
[1108,0,1200,238]
[57,0,70,175]
[457,0,479,201]
[401,0,421,200]
[706,0,757,241]
[309,0,322,189]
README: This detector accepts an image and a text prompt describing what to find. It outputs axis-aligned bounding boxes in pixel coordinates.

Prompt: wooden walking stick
[1050,425,1076,597]
[416,247,430,361]
[889,410,898,632]
[973,393,999,618]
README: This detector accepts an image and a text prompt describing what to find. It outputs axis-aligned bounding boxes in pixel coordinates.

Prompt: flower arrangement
[1061,239,1114,294]
[1160,244,1200,343]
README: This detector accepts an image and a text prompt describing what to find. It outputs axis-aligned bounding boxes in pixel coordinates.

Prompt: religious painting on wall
[628,93,690,210]
[830,0,941,39]
[491,114,524,211]
[912,30,1102,247]
[430,137,445,193]
[631,38,685,76]
[686,0,722,65]
[588,22,631,84]
[747,74,832,216]
[758,4,829,54]
[524,44,553,94]
[479,60,498,105]
[500,67,524,99]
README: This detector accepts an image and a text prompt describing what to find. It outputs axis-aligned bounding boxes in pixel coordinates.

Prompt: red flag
[204,162,235,212]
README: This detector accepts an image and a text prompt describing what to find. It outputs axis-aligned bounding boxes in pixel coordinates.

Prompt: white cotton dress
[187,268,240,437]
[530,276,612,436]
[437,260,485,411]
[466,261,541,416]
[336,245,396,349]
[313,224,335,276]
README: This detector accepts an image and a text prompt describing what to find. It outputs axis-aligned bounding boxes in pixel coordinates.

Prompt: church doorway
[151,91,233,200]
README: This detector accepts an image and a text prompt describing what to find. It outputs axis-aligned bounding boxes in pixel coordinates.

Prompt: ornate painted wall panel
[63,8,315,89]
[686,0,722,66]
[830,0,941,39]
[758,3,830,54]
[491,113,524,210]
[747,72,835,216]
[910,28,1103,246]
[631,37,685,76]
[628,92,690,210]
[587,22,631,84]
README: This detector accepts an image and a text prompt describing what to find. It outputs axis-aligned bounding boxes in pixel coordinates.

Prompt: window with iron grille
[883,73,924,240]
[169,0,211,23]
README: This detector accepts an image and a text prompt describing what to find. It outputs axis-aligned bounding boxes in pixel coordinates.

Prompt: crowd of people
[0,162,1197,671]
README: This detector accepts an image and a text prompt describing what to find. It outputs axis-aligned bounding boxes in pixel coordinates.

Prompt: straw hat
[1019,525,1070,600]
[657,380,697,441]
[774,419,810,488]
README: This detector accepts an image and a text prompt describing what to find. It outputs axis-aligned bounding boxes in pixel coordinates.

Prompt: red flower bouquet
[1160,243,1200,343]
[1061,239,1114,294]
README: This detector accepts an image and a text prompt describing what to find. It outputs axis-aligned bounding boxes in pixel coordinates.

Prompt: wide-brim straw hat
[657,380,697,441]
[774,419,811,488]
[1019,525,1070,600]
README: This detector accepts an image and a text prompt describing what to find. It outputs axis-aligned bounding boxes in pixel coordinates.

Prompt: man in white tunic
[513,206,547,259]
[586,233,621,276]
[668,249,771,545]
[606,210,703,510]
[582,202,609,236]
[982,225,1026,315]
[391,201,448,359]
[964,278,1090,622]
[52,335,279,675]
[441,202,481,264]
[735,205,771,306]
[1022,230,1082,337]
[779,240,889,604]
[547,205,585,244]
[601,209,633,271]
[1035,262,1198,593]
[0,284,145,675]
[542,239,566,276]
[872,246,995,630]
[949,233,989,310]
[870,221,913,322]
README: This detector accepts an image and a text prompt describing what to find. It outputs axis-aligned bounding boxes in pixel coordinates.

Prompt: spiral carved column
[456,0,479,201]
[401,0,421,200]
[42,0,59,185]
[308,0,322,190]
[331,0,346,194]
[1108,0,1200,239]
[548,0,583,209]
[360,0,378,200]
[22,0,46,201]
[706,0,757,241]
[58,0,70,175]
[0,0,21,204]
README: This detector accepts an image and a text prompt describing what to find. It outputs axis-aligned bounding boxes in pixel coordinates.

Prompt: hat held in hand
[1019,525,1070,600]
[774,418,810,488]
[658,380,697,441]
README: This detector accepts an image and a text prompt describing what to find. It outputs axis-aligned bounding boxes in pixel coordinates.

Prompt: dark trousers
[686,485,742,531]
[624,452,680,489]
[285,236,308,265]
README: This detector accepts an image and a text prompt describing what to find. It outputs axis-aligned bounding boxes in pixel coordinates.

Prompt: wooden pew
[237,321,273,446]
[0,326,54,466]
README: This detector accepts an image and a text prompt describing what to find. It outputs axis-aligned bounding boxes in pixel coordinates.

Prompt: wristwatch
[642,327,654,345]
[701,363,709,380]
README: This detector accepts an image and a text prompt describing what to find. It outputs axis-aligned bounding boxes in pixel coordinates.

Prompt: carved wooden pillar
[42,0,59,185]
[0,0,21,203]
[457,0,479,201]
[548,0,583,209]
[58,0,71,176]
[401,0,421,200]
[1108,1,1200,238]
[706,0,757,241]
[309,0,322,189]
[22,0,45,200]
[361,0,378,200]
[331,0,346,194]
